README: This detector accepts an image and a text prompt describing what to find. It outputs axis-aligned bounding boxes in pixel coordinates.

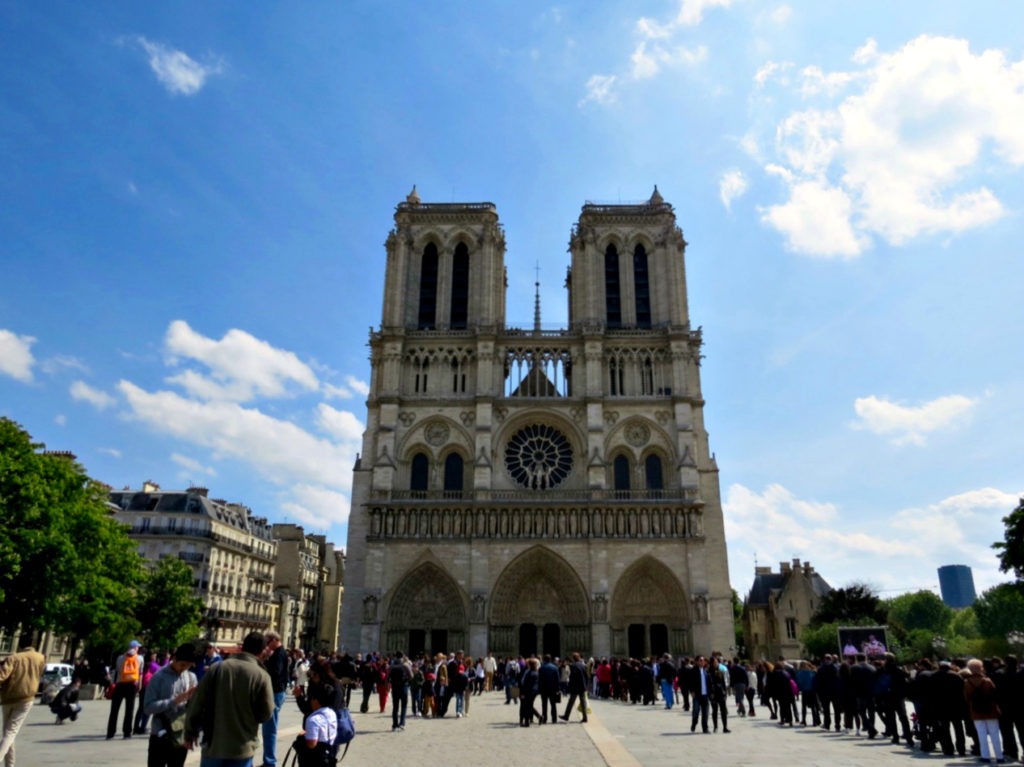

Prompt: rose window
[505,424,573,490]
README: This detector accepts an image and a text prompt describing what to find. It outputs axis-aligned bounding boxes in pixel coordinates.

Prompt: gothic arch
[384,561,467,655]
[610,556,690,655]
[489,546,591,656]
[605,416,674,462]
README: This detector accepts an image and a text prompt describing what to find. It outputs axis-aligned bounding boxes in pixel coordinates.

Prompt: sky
[2,0,1022,602]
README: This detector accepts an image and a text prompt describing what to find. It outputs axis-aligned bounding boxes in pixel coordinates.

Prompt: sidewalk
[14,690,969,766]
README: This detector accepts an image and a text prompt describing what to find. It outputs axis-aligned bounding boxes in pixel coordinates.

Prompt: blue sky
[2,0,1022,600]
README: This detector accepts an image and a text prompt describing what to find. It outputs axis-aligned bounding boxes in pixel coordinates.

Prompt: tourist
[0,639,45,764]
[107,640,144,740]
[560,652,590,724]
[964,658,1004,763]
[143,642,198,767]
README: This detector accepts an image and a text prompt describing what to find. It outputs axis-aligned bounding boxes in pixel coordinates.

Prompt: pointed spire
[406,185,421,205]
[649,185,664,205]
[533,262,542,334]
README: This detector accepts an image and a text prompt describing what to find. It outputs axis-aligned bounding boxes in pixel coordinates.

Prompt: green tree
[973,582,1024,640]
[801,621,842,658]
[950,606,980,640]
[0,417,144,653]
[135,556,204,650]
[994,498,1024,580]
[885,590,953,634]
[811,583,886,627]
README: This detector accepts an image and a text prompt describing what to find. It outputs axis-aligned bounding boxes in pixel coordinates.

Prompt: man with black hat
[143,643,198,767]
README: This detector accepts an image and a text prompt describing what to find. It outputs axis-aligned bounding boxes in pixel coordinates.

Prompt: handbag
[104,683,116,700]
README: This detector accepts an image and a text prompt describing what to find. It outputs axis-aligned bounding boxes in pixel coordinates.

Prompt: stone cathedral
[339,187,733,660]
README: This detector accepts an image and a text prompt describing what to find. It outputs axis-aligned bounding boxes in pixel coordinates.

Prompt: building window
[417,243,439,329]
[613,455,631,496]
[450,242,469,329]
[443,453,464,495]
[410,453,429,494]
[605,244,621,329]
[644,455,663,494]
[786,618,798,640]
[609,357,623,396]
[641,356,654,395]
[414,357,429,393]
[633,244,651,328]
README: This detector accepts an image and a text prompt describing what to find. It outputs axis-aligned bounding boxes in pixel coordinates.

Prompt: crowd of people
[4,634,1024,767]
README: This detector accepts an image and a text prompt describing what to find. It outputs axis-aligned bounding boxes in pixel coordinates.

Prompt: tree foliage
[135,556,204,651]
[994,498,1024,580]
[0,418,144,649]
[801,621,842,658]
[950,606,980,640]
[973,582,1024,640]
[811,583,887,627]
[884,590,953,635]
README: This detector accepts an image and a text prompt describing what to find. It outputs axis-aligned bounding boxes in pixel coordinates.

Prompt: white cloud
[54,414,66,427]
[316,404,364,442]
[70,380,116,410]
[852,393,977,445]
[580,74,618,106]
[322,375,371,400]
[136,37,222,96]
[581,0,720,106]
[164,320,320,402]
[117,380,359,493]
[280,484,350,529]
[768,5,792,25]
[753,35,1024,257]
[99,447,122,458]
[754,60,792,87]
[675,0,731,27]
[725,483,1016,595]
[719,169,749,210]
[0,329,36,382]
[760,179,865,257]
[39,355,88,375]
[171,452,216,477]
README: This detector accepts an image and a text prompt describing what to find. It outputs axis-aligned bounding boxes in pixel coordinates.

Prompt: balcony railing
[367,503,704,541]
[375,488,699,504]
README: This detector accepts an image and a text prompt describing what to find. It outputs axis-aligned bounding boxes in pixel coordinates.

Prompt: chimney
[143,480,160,493]
[188,486,209,497]
[779,561,791,573]
[792,557,801,570]
[755,566,772,575]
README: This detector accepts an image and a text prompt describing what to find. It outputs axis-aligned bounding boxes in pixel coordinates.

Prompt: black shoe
[559,714,568,721]
[691,725,696,733]
[723,728,731,733]
[123,734,131,739]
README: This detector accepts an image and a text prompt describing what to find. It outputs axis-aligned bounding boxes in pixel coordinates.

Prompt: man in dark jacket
[560,653,589,723]
[687,656,712,733]
[261,630,290,767]
[850,654,877,737]
[993,655,1020,760]
[657,655,677,709]
[933,660,967,756]
[389,652,412,731]
[881,653,913,746]
[538,655,561,724]
[815,654,840,731]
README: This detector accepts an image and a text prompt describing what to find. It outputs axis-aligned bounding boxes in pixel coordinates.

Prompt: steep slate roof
[745,567,832,607]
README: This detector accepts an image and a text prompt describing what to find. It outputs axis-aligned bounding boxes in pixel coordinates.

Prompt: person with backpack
[107,640,144,740]
[296,683,337,767]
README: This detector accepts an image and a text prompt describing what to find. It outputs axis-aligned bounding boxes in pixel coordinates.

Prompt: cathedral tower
[340,188,733,659]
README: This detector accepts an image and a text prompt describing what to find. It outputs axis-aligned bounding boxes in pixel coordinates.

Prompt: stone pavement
[12,690,992,766]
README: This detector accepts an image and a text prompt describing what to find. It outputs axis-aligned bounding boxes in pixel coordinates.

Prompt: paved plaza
[13,690,989,767]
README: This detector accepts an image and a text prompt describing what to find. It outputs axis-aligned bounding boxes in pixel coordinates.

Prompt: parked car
[39,663,75,694]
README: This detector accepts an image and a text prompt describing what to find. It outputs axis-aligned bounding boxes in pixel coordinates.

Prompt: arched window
[633,244,651,328]
[605,244,621,329]
[443,453,464,495]
[613,454,631,496]
[450,242,469,330]
[645,454,664,496]
[418,243,439,329]
[410,453,429,494]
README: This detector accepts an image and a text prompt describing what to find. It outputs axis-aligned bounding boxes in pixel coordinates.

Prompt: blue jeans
[661,679,675,708]
[200,759,253,767]
[261,691,287,766]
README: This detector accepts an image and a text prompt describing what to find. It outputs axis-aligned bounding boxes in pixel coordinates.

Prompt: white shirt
[305,706,337,745]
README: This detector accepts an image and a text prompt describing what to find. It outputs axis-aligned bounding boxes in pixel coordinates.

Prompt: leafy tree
[0,417,144,653]
[811,582,886,627]
[973,582,1024,640]
[135,556,204,650]
[950,606,980,640]
[885,590,953,635]
[994,498,1024,580]
[801,621,842,658]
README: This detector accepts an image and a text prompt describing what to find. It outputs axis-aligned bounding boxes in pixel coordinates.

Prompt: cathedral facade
[339,188,733,660]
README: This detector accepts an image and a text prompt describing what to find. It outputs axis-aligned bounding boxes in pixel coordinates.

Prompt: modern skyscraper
[938,564,977,608]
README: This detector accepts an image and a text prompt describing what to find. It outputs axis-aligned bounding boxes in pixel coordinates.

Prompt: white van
[39,663,75,693]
